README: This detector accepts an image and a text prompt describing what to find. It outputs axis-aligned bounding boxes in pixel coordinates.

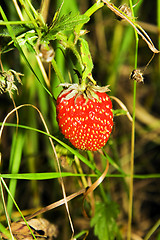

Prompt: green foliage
[43,12,90,42]
[2,132,25,218]
[90,201,121,240]
[18,29,38,52]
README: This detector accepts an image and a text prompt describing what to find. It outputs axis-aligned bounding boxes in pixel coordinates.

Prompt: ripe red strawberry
[56,84,113,151]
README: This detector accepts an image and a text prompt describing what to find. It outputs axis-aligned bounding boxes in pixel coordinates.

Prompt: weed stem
[127,1,139,240]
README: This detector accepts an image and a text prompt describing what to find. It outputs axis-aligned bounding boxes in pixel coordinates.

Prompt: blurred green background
[0,0,160,239]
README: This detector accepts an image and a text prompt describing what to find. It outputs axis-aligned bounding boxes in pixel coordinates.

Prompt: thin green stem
[84,1,104,17]
[0,180,14,240]
[0,20,33,25]
[144,219,160,240]
[25,0,46,27]
[25,0,39,18]
[75,1,104,35]
[127,1,139,240]
[74,156,88,188]
[127,81,137,240]
[1,177,37,240]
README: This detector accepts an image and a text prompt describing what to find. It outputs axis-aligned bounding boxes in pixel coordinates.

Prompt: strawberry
[56,83,113,151]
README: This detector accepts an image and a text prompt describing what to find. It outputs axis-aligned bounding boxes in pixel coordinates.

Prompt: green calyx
[58,82,110,103]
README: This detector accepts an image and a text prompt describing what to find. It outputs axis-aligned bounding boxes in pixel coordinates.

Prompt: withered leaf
[0,218,58,240]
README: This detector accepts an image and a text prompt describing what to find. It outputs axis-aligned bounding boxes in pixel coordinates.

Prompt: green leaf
[43,13,90,41]
[91,201,120,240]
[7,132,25,216]
[79,37,94,81]
[0,222,13,239]
[0,24,32,38]
[0,23,34,53]
[0,172,96,180]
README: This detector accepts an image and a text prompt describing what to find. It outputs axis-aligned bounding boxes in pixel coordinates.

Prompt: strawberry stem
[56,34,84,81]
[80,78,87,91]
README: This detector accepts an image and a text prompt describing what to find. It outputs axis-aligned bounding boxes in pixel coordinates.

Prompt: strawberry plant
[0,0,160,240]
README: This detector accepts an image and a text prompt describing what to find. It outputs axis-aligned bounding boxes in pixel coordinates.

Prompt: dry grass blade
[82,159,109,218]
[12,0,24,21]
[25,188,86,221]
[102,0,160,53]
